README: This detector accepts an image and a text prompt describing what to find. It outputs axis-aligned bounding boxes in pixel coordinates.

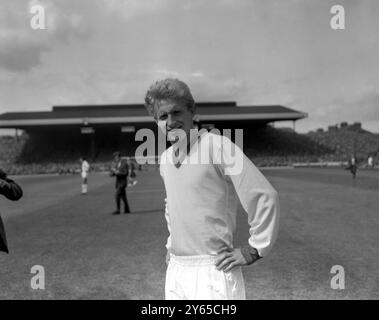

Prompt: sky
[0,0,378,134]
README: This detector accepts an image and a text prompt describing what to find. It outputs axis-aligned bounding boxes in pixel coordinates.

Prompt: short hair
[144,78,195,118]
[113,151,120,157]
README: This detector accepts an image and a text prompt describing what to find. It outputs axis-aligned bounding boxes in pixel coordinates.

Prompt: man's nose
[166,114,176,128]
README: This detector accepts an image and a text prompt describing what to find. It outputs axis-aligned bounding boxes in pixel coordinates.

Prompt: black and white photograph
[0,0,378,304]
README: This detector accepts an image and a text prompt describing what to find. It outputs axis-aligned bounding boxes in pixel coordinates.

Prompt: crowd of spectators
[0,135,26,170]
[1,125,378,175]
[2,161,148,176]
[306,123,379,165]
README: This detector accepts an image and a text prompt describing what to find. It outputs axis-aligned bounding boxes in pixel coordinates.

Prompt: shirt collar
[171,128,201,165]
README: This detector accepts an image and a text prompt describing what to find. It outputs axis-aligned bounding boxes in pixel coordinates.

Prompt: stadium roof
[0,102,307,129]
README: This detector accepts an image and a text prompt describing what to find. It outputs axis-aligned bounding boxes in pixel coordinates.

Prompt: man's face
[155,99,194,143]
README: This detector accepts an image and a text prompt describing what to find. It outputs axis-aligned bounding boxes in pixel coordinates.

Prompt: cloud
[185,75,248,102]
[95,0,248,22]
[312,88,379,123]
[153,69,180,77]
[96,0,173,20]
[97,0,210,17]
[0,37,50,72]
[1,0,378,139]
[190,72,205,78]
[151,69,205,79]
[337,89,379,121]
[0,0,91,72]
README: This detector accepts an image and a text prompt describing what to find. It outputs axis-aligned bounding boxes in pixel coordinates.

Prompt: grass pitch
[0,168,378,299]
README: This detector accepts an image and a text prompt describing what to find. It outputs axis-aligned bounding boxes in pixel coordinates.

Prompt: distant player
[80,157,90,194]
[367,155,374,168]
[126,157,138,187]
[110,152,131,214]
[346,154,357,179]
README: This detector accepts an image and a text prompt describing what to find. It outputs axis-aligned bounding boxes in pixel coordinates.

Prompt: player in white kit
[144,79,280,300]
[80,157,90,194]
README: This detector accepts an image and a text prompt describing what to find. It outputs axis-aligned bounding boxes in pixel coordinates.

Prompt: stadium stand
[0,134,27,173]
[0,102,311,173]
[1,121,378,175]
[0,126,326,174]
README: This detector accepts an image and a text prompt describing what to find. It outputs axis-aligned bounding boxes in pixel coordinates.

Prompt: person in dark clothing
[126,157,138,187]
[110,152,131,215]
[0,169,23,253]
[345,155,358,179]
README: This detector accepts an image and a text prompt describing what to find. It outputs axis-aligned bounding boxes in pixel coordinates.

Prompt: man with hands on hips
[145,78,280,300]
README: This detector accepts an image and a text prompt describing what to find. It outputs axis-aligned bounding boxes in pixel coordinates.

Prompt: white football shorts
[165,254,246,300]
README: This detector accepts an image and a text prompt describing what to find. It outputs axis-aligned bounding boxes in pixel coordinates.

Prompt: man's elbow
[266,189,279,207]
[261,190,280,257]
[267,188,280,223]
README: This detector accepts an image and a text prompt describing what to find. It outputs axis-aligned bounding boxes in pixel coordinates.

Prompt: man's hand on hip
[215,247,260,273]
